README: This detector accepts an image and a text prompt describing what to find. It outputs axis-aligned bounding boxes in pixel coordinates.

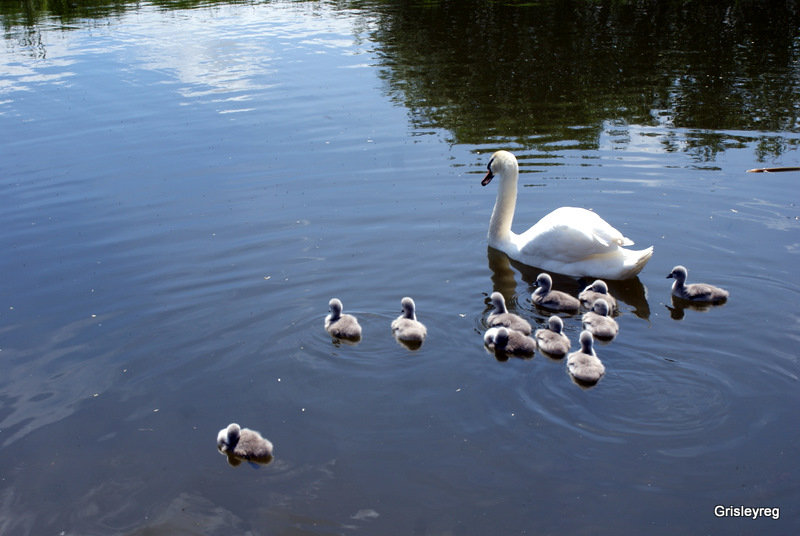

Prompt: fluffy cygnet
[325,298,362,341]
[567,331,605,385]
[217,423,273,462]
[531,273,580,313]
[667,265,729,303]
[391,297,427,345]
[534,315,571,358]
[581,299,619,341]
[484,326,536,357]
[578,279,617,311]
[487,291,532,335]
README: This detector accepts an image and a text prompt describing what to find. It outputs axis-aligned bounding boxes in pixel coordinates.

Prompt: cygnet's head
[328,298,343,318]
[592,299,610,316]
[548,315,564,334]
[489,292,508,314]
[401,297,417,319]
[667,265,688,283]
[481,150,518,186]
[494,327,510,347]
[579,330,594,353]
[587,280,608,293]
[224,423,241,445]
[536,273,553,292]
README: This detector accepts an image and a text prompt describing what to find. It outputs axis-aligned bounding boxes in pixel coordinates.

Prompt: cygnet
[325,298,362,341]
[217,423,273,462]
[391,297,427,346]
[534,315,571,358]
[487,291,532,335]
[531,273,580,313]
[484,326,536,358]
[667,265,729,303]
[578,279,617,311]
[581,299,619,341]
[567,331,605,385]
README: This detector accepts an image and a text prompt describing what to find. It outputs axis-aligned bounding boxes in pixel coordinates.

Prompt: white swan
[487,291,532,335]
[325,298,362,341]
[667,265,729,303]
[482,150,653,279]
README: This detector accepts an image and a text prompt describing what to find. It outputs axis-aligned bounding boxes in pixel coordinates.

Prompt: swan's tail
[621,246,654,278]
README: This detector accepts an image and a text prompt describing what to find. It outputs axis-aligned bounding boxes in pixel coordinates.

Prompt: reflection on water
[1,1,799,535]
[666,294,728,320]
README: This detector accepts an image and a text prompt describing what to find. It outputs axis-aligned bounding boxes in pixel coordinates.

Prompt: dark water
[1,1,799,534]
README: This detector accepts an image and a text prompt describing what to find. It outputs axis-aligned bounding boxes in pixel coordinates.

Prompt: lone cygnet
[391,297,427,348]
[534,315,571,358]
[217,423,273,463]
[581,299,619,341]
[487,291,532,335]
[567,331,605,385]
[325,298,362,341]
[578,279,617,311]
[531,273,580,313]
[667,265,729,303]
[484,326,536,358]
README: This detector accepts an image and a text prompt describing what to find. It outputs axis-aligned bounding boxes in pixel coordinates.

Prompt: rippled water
[1,1,799,535]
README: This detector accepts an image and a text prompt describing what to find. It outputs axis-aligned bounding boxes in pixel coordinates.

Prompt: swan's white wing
[514,207,628,262]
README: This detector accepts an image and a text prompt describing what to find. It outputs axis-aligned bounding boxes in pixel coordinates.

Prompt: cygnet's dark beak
[666,273,674,279]
[481,170,494,186]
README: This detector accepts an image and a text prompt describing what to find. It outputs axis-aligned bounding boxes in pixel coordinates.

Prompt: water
[1,1,799,534]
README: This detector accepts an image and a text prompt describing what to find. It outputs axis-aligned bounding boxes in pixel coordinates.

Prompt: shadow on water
[486,246,650,320]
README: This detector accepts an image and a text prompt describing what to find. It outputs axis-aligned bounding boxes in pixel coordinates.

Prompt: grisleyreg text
[714,505,780,520]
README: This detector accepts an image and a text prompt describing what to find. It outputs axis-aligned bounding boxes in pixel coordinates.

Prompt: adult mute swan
[481,150,653,279]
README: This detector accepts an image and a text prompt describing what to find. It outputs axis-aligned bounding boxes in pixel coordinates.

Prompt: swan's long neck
[488,170,518,245]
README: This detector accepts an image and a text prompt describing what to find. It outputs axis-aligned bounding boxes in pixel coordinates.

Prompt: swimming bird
[581,298,619,341]
[534,315,571,358]
[531,273,581,313]
[667,265,729,303]
[484,326,536,358]
[325,298,362,341]
[487,291,532,335]
[391,297,427,347]
[578,279,617,311]
[567,331,605,385]
[217,423,273,462]
[481,150,653,279]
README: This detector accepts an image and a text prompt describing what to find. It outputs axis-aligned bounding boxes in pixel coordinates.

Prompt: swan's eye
[487,158,494,171]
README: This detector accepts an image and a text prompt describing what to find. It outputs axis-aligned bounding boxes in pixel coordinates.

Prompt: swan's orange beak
[481,170,494,186]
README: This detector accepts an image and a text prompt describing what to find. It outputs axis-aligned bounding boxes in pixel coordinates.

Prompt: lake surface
[1,1,799,534]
